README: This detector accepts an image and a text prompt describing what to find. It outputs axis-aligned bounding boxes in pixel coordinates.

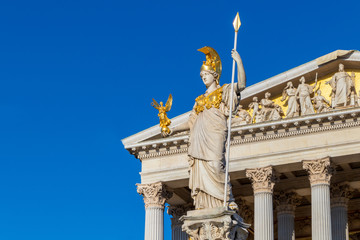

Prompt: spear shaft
[223,13,241,207]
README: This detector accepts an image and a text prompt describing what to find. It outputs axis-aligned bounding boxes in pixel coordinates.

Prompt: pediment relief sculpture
[234,64,360,125]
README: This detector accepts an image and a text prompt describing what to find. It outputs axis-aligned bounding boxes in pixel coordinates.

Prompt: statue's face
[265,93,271,99]
[300,77,305,84]
[339,64,344,72]
[200,70,216,87]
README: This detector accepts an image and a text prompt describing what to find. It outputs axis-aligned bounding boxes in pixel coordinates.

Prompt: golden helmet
[198,46,222,85]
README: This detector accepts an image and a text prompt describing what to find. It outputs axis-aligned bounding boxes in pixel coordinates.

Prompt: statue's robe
[187,84,237,209]
[329,71,352,106]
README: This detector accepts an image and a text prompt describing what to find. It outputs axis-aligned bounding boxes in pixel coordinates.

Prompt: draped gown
[187,84,237,209]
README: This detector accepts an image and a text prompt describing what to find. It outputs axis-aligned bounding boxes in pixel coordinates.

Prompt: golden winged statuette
[151,94,173,137]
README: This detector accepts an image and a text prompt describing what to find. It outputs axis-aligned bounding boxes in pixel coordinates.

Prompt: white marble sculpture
[258,92,283,122]
[326,63,353,107]
[295,76,317,115]
[281,81,299,118]
[232,105,251,126]
[248,96,259,123]
[312,89,330,113]
[170,47,246,210]
[350,72,358,107]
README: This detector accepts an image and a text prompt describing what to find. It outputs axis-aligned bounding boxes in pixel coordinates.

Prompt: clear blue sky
[0,0,359,239]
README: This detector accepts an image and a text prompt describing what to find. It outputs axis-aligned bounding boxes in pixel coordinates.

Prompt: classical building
[122,50,360,240]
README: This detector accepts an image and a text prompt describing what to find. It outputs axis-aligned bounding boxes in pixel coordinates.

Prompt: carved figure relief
[326,64,354,107]
[248,96,259,123]
[295,76,317,116]
[257,92,283,122]
[312,89,330,113]
[281,82,299,118]
[232,105,251,127]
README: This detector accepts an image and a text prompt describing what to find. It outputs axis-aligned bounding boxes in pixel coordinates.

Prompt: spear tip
[233,12,241,32]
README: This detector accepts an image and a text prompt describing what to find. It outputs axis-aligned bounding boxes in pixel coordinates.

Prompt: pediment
[122,50,360,151]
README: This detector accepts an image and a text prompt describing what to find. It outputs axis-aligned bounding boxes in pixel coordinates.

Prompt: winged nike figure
[151,94,173,137]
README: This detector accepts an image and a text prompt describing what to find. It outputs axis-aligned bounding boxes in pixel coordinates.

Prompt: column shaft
[277,212,295,240]
[168,205,189,240]
[246,166,276,240]
[331,184,353,240]
[137,182,173,240]
[171,225,187,240]
[312,184,332,240]
[303,158,334,240]
[145,207,164,240]
[274,191,300,240]
[254,192,274,240]
[331,205,348,240]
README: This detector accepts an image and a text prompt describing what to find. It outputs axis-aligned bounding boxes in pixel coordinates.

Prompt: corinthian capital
[137,182,173,209]
[302,157,334,185]
[246,166,277,194]
[274,191,302,214]
[167,204,192,227]
[330,183,353,207]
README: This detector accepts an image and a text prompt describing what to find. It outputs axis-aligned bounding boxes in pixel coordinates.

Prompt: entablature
[129,107,360,160]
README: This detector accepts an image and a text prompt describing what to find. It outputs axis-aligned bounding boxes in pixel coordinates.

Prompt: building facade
[122,50,360,240]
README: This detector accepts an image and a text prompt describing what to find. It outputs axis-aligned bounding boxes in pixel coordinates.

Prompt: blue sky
[0,0,360,239]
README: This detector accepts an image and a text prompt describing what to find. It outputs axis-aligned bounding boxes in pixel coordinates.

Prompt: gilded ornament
[198,46,222,85]
[194,86,224,114]
[151,94,173,137]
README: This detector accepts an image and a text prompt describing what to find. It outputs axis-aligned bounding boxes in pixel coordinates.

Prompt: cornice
[131,107,360,159]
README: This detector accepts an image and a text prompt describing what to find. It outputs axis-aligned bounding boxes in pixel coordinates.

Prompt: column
[237,198,254,240]
[167,205,189,240]
[303,157,334,240]
[246,166,276,240]
[331,183,353,240]
[274,191,301,240]
[137,182,173,240]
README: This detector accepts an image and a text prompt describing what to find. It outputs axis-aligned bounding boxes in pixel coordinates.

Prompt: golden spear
[224,12,241,207]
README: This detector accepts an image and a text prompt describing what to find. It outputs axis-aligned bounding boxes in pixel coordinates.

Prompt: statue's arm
[169,105,196,135]
[171,121,190,134]
[231,50,246,92]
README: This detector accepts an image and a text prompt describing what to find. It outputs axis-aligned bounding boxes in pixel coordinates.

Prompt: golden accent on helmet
[198,46,222,85]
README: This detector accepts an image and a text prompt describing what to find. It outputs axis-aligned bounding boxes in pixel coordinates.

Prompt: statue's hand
[161,126,173,138]
[231,49,241,63]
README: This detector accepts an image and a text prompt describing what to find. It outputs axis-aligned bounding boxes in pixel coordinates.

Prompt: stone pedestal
[274,191,301,240]
[246,166,276,240]
[180,207,250,240]
[137,182,173,240]
[303,157,334,240]
[331,184,353,240]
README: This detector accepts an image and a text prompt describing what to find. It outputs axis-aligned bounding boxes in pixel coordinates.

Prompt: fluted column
[246,166,276,240]
[137,182,173,240]
[237,198,254,240]
[303,157,334,240]
[167,205,189,240]
[274,191,301,240]
[331,183,353,240]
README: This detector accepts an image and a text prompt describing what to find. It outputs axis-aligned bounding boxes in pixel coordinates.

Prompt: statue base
[180,207,250,240]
